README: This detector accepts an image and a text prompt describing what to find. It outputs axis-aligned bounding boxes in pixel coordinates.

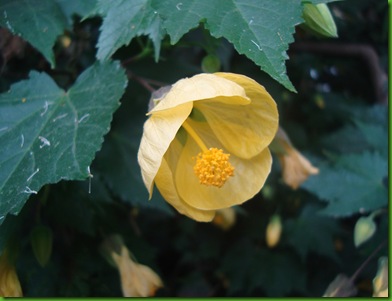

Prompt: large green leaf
[94,0,165,61]
[0,61,127,224]
[154,0,303,91]
[0,0,68,68]
[302,152,388,217]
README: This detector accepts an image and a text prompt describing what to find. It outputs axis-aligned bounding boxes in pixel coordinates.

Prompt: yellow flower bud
[266,214,282,248]
[302,3,338,38]
[213,208,236,230]
[101,235,163,297]
[373,257,388,297]
[354,216,376,247]
[0,250,23,297]
[272,127,319,190]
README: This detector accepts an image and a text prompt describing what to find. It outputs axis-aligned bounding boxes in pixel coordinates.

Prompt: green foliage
[0,0,68,67]
[0,0,388,298]
[0,61,127,224]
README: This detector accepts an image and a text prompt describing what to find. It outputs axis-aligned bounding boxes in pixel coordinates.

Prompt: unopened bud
[354,216,376,247]
[266,214,282,248]
[213,208,236,231]
[201,55,221,73]
[30,225,53,267]
[302,3,338,38]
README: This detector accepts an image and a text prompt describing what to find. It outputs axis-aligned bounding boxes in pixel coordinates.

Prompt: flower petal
[195,72,278,159]
[175,130,272,210]
[154,137,215,221]
[149,73,249,114]
[138,102,193,196]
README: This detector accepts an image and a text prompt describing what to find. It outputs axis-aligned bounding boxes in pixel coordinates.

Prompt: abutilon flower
[138,73,279,221]
[0,251,23,297]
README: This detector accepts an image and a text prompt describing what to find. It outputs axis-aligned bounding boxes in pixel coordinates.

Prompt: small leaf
[354,216,376,247]
[323,274,357,297]
[0,0,68,68]
[0,61,127,224]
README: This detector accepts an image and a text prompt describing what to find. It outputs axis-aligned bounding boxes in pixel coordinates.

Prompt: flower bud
[0,250,23,297]
[213,208,236,230]
[101,234,163,297]
[272,127,319,189]
[373,257,388,297]
[354,216,376,247]
[201,54,221,73]
[302,3,338,38]
[30,225,53,267]
[266,214,282,248]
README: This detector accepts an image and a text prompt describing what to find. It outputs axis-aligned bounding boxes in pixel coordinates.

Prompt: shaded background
[0,0,388,297]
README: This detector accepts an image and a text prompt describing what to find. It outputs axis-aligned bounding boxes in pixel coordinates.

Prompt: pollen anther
[193,148,235,188]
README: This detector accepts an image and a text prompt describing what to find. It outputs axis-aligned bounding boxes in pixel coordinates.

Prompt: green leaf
[154,0,302,91]
[221,238,307,296]
[284,204,340,261]
[94,0,165,61]
[0,0,68,68]
[54,0,97,24]
[0,61,127,224]
[302,152,388,217]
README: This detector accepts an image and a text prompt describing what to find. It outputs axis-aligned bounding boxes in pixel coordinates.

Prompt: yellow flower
[110,245,163,297]
[273,127,319,189]
[138,73,279,221]
[0,251,23,297]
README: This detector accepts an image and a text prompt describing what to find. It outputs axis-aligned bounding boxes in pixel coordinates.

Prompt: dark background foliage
[0,0,388,297]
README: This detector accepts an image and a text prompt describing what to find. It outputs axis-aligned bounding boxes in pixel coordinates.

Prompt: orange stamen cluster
[193,148,234,188]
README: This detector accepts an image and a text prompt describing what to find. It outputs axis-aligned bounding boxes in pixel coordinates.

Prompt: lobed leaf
[154,0,303,91]
[94,0,165,61]
[0,61,127,224]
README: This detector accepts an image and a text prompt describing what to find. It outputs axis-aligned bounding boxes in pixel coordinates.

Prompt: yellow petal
[175,128,272,210]
[138,102,193,196]
[196,72,278,159]
[155,157,215,222]
[111,246,163,297]
[154,131,215,221]
[149,73,249,115]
